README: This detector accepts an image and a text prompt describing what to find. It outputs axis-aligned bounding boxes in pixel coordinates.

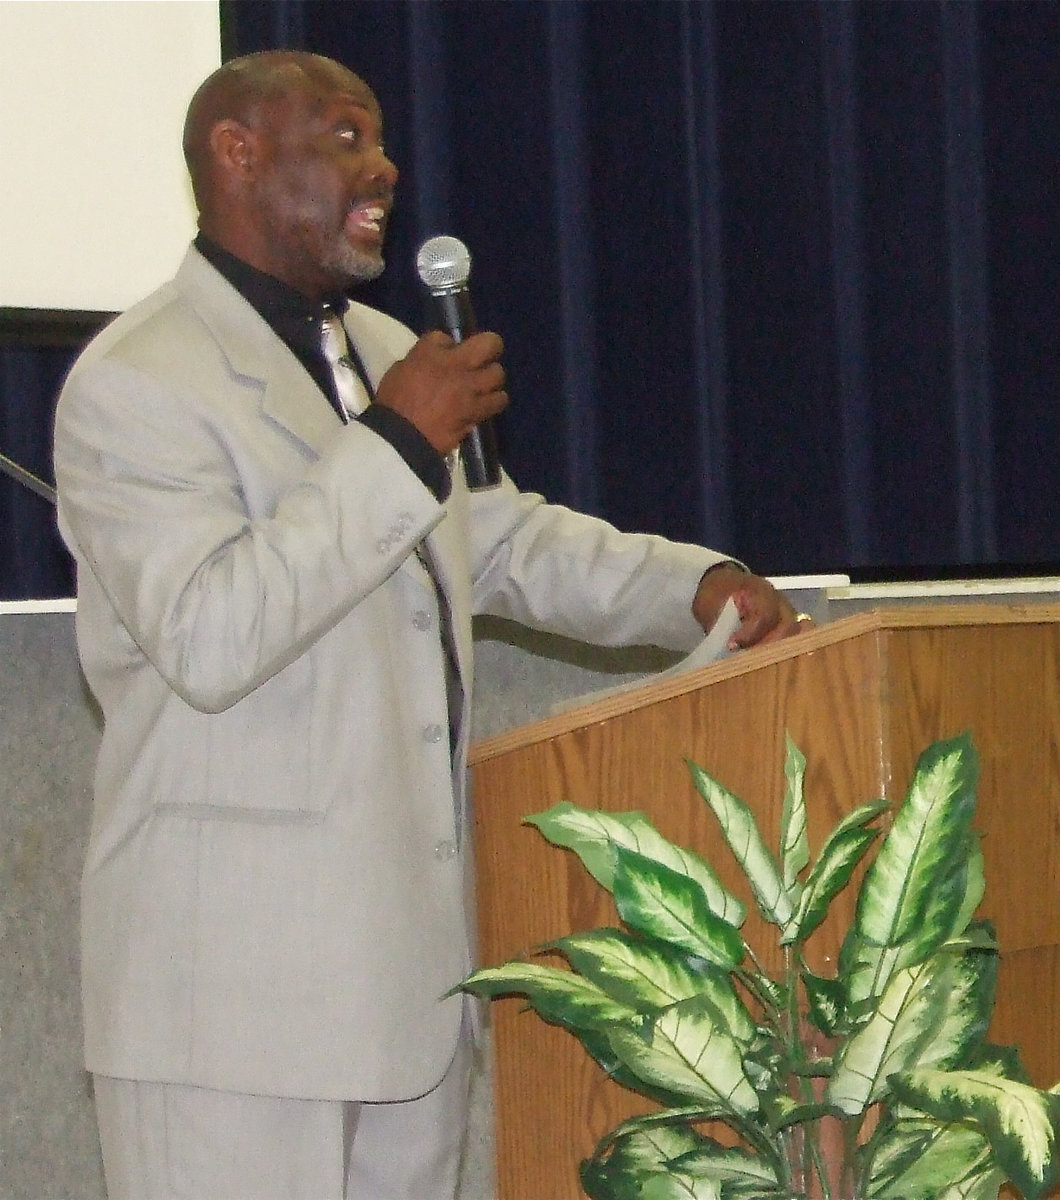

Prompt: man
[54,50,800,1200]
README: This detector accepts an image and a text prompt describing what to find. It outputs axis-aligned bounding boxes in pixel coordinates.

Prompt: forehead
[273,62,381,126]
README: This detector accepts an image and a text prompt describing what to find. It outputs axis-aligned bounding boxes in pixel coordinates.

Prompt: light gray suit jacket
[53,247,726,1102]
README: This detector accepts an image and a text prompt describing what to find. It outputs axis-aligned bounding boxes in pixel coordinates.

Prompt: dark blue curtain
[3,0,1059,599]
[0,345,78,597]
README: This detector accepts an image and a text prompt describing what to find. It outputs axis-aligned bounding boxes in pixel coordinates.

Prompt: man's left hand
[692,565,808,649]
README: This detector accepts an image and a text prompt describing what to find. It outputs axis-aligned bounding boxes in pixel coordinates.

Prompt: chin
[336,238,386,285]
[342,256,385,286]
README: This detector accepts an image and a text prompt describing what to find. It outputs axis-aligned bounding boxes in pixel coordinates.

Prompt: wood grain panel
[994,945,1060,1088]
[471,606,1060,1199]
[474,630,892,1198]
[881,622,1060,955]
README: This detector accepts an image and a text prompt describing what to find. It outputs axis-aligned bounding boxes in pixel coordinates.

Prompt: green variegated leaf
[829,956,956,1113]
[868,1119,1002,1199]
[781,735,810,891]
[912,942,996,1073]
[950,834,986,938]
[550,929,753,1030]
[752,971,791,1012]
[851,733,979,957]
[548,928,701,1009]
[830,942,997,1114]
[580,1160,639,1200]
[802,969,845,1036]
[577,1026,709,1109]
[825,797,890,843]
[890,1068,1060,1199]
[900,830,984,965]
[841,908,991,1015]
[607,994,759,1115]
[783,799,886,945]
[948,921,999,955]
[757,1090,798,1126]
[865,1118,936,1194]
[743,1054,781,1097]
[784,822,880,946]
[460,962,638,1032]
[553,929,757,1046]
[524,803,745,925]
[521,803,664,891]
[581,1156,638,1200]
[968,1040,1032,1085]
[688,761,795,929]
[581,1122,706,1200]
[612,845,745,970]
[583,1123,715,1200]
[598,1122,705,1167]
[580,1158,639,1200]
[840,936,905,1012]
[595,1107,734,1154]
[672,1139,779,1185]
[760,1097,834,1133]
[688,965,758,1049]
[639,1174,723,1200]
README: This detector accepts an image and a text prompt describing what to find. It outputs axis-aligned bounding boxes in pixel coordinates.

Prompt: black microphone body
[415,236,502,489]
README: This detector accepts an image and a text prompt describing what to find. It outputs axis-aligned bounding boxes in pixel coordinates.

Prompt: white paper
[550,597,742,716]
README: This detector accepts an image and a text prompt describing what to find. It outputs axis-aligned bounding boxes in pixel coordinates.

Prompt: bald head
[180,50,398,299]
[182,51,374,213]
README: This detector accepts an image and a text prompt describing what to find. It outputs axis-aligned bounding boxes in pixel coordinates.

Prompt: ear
[208,119,259,181]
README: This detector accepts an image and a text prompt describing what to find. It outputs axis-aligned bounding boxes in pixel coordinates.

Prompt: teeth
[351,204,384,232]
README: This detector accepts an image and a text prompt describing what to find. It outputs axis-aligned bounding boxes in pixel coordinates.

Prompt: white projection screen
[0,0,221,315]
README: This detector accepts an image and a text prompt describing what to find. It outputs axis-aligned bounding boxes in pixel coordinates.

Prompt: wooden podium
[469,604,1060,1200]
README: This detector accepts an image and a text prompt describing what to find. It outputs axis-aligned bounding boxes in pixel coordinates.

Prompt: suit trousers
[92,1032,472,1200]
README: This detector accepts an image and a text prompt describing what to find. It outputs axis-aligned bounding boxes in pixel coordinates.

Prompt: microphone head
[416,235,471,293]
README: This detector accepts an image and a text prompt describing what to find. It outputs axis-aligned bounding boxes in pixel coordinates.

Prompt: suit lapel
[259,349,339,450]
[175,248,337,453]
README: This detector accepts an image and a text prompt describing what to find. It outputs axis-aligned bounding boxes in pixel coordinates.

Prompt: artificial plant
[462,733,1060,1199]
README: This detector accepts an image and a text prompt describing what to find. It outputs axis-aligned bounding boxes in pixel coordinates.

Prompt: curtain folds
[2,0,1058,598]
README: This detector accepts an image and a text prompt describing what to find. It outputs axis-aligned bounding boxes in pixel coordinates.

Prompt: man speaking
[54,50,799,1200]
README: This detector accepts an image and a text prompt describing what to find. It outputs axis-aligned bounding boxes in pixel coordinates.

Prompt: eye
[337,127,360,144]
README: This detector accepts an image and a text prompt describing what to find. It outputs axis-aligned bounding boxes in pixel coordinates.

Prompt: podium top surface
[0,599,76,614]
[469,600,1060,766]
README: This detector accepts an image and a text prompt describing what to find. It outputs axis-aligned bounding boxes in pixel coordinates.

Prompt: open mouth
[347,203,386,236]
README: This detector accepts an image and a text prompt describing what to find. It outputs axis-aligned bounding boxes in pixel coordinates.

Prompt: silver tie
[320,311,368,420]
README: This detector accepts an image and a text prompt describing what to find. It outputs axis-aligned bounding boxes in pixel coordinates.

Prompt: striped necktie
[320,309,369,421]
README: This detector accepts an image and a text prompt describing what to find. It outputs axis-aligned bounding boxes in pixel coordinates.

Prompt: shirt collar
[194,234,349,354]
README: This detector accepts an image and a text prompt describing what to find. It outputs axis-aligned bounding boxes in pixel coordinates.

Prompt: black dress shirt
[194,235,451,500]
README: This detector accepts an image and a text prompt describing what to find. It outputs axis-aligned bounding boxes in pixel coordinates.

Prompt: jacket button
[434,840,457,861]
[412,610,432,631]
[423,723,444,743]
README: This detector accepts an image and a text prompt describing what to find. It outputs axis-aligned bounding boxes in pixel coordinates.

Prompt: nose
[369,144,399,188]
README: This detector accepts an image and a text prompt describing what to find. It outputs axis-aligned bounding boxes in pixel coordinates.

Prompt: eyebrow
[323,97,379,122]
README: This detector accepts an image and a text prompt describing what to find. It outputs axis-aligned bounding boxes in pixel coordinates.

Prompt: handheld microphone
[415,235,502,489]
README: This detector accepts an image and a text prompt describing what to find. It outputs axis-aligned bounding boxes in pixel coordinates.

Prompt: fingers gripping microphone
[415,235,502,489]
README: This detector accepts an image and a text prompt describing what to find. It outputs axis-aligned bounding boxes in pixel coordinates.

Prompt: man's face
[248,66,398,298]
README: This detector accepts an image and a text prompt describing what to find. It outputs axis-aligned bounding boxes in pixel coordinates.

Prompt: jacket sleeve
[55,352,442,714]
[465,472,731,653]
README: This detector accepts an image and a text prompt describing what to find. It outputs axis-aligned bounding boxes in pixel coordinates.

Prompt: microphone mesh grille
[415,235,471,291]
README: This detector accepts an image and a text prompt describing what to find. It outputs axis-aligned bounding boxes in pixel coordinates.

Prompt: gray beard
[324,241,385,286]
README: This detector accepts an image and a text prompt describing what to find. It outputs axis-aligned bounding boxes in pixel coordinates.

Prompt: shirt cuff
[700,558,749,578]
[357,406,452,502]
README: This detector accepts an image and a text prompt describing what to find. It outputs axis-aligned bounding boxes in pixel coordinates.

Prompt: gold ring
[795,612,813,625]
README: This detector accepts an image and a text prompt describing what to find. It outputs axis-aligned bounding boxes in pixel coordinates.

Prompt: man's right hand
[374,330,509,455]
